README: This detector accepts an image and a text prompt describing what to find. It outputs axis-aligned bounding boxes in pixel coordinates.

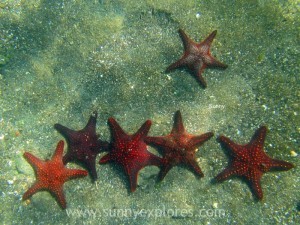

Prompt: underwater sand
[0,0,299,224]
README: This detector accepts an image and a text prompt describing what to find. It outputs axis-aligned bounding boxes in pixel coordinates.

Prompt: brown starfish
[166,29,228,88]
[54,111,108,181]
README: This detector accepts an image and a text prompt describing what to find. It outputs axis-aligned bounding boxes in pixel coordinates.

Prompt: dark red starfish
[145,110,214,181]
[166,29,228,88]
[54,112,108,181]
[99,117,162,192]
[215,126,294,200]
[23,140,88,209]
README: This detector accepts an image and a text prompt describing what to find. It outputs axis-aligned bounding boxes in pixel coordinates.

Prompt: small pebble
[290,150,298,157]
[7,180,14,185]
[7,176,16,185]
[212,202,218,209]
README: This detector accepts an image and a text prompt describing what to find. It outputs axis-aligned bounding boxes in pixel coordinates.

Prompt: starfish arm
[84,111,97,133]
[189,132,214,148]
[126,152,161,192]
[178,28,192,51]
[165,56,187,72]
[84,160,98,181]
[50,186,67,209]
[268,158,295,171]
[247,170,263,200]
[64,153,97,180]
[64,168,88,180]
[215,167,239,182]
[187,160,204,177]
[22,182,44,200]
[144,136,161,146]
[158,163,174,181]
[144,136,173,151]
[125,161,146,192]
[133,120,151,141]
[218,136,242,155]
[200,30,217,48]
[62,152,74,165]
[54,124,76,141]
[99,153,112,164]
[23,152,45,168]
[249,126,267,148]
[204,54,228,69]
[250,180,263,200]
[147,152,163,167]
[90,168,98,181]
[52,140,65,162]
[108,117,127,141]
[171,110,185,134]
[195,64,207,88]
[126,166,139,192]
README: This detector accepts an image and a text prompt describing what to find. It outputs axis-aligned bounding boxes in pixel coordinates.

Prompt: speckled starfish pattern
[99,117,162,192]
[22,140,88,209]
[215,126,294,200]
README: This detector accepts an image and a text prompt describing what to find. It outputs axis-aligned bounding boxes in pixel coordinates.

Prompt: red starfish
[54,112,108,181]
[99,117,162,192]
[23,141,88,209]
[215,126,294,200]
[166,29,228,88]
[145,110,214,181]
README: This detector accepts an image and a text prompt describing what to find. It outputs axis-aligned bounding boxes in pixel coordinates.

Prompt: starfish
[54,111,108,181]
[166,29,228,88]
[215,126,294,200]
[145,110,214,181]
[22,140,88,209]
[99,117,162,192]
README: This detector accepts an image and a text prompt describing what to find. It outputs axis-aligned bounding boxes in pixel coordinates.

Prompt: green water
[0,0,299,224]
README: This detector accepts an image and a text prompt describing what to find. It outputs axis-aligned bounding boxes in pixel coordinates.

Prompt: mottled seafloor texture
[0,0,299,224]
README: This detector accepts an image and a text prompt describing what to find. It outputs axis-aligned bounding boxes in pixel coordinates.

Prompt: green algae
[0,0,299,224]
